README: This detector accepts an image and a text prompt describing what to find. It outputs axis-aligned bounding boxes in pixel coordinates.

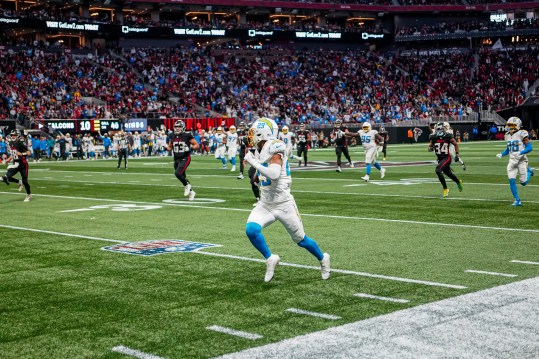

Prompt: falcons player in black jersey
[428,123,463,198]
[167,120,199,200]
[2,130,32,201]
[295,123,311,166]
[378,126,389,160]
[236,122,248,180]
[331,119,353,173]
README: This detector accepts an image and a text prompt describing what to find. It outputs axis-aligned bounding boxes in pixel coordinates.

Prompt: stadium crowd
[396,18,539,36]
[0,43,536,126]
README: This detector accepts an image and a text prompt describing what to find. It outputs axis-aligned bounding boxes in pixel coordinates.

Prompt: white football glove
[244,151,257,166]
[496,153,502,159]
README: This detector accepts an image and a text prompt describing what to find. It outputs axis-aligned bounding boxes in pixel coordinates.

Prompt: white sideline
[2,191,538,234]
[286,308,342,320]
[354,293,410,304]
[0,223,466,289]
[207,325,263,340]
[111,345,165,359]
[511,260,539,265]
[465,270,518,278]
[196,251,466,289]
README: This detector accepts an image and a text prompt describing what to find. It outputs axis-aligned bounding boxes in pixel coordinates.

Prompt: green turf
[0,141,538,358]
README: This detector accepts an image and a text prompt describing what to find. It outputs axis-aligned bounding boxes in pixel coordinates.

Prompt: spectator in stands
[488,124,498,140]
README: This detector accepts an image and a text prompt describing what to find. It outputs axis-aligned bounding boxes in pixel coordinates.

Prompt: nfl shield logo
[102,240,221,256]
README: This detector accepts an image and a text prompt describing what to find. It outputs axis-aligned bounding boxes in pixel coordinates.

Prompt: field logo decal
[102,240,221,256]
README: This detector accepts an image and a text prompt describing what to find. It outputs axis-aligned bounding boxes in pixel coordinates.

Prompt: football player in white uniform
[496,117,534,206]
[226,125,239,172]
[278,125,296,160]
[214,127,227,169]
[244,117,330,282]
[347,122,385,182]
[443,122,466,170]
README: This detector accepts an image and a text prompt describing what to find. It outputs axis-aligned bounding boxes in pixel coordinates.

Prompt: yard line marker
[465,270,518,278]
[207,325,262,340]
[196,252,466,289]
[25,168,539,187]
[286,308,341,320]
[511,260,539,265]
[0,224,125,243]
[2,191,538,234]
[26,177,539,203]
[354,293,410,303]
[111,345,165,359]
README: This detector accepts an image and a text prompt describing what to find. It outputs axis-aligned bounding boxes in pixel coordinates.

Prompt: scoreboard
[42,119,121,133]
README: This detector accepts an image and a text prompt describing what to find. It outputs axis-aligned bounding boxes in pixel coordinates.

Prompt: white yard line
[2,191,539,234]
[511,260,539,265]
[111,346,165,359]
[0,223,466,289]
[465,270,518,278]
[207,325,263,340]
[353,293,410,304]
[286,308,342,320]
[0,224,124,243]
[18,177,539,204]
[195,252,466,289]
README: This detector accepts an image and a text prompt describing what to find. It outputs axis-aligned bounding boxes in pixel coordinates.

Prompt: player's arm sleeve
[520,141,532,155]
[251,162,281,180]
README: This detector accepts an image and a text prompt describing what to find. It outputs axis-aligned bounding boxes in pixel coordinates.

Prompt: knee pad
[245,222,262,239]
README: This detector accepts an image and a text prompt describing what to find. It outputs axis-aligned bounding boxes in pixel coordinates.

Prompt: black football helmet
[174,120,185,134]
[335,119,342,129]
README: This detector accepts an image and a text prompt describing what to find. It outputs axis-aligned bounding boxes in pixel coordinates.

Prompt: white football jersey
[227,131,238,149]
[255,139,292,204]
[278,132,293,147]
[358,129,378,150]
[505,130,529,157]
[215,133,227,148]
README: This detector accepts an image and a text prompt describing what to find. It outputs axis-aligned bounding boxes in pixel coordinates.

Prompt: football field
[0,140,538,358]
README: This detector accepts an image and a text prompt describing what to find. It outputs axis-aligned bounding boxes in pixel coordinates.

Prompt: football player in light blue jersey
[496,117,534,206]
[244,117,330,282]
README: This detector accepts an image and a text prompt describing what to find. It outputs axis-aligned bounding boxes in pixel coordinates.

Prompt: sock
[245,222,271,259]
[230,157,236,166]
[366,163,372,175]
[509,178,519,201]
[374,162,381,170]
[221,157,226,166]
[297,235,324,261]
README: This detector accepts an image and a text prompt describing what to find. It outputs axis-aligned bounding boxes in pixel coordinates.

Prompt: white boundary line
[207,325,263,340]
[195,252,466,289]
[25,177,539,203]
[286,308,342,320]
[465,269,518,278]
[111,345,165,359]
[353,293,410,303]
[2,191,538,234]
[0,223,467,289]
[511,260,539,265]
[0,224,125,243]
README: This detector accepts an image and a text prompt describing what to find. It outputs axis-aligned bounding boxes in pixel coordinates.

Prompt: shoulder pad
[520,130,529,138]
[444,133,454,140]
[429,133,437,140]
[269,140,286,155]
